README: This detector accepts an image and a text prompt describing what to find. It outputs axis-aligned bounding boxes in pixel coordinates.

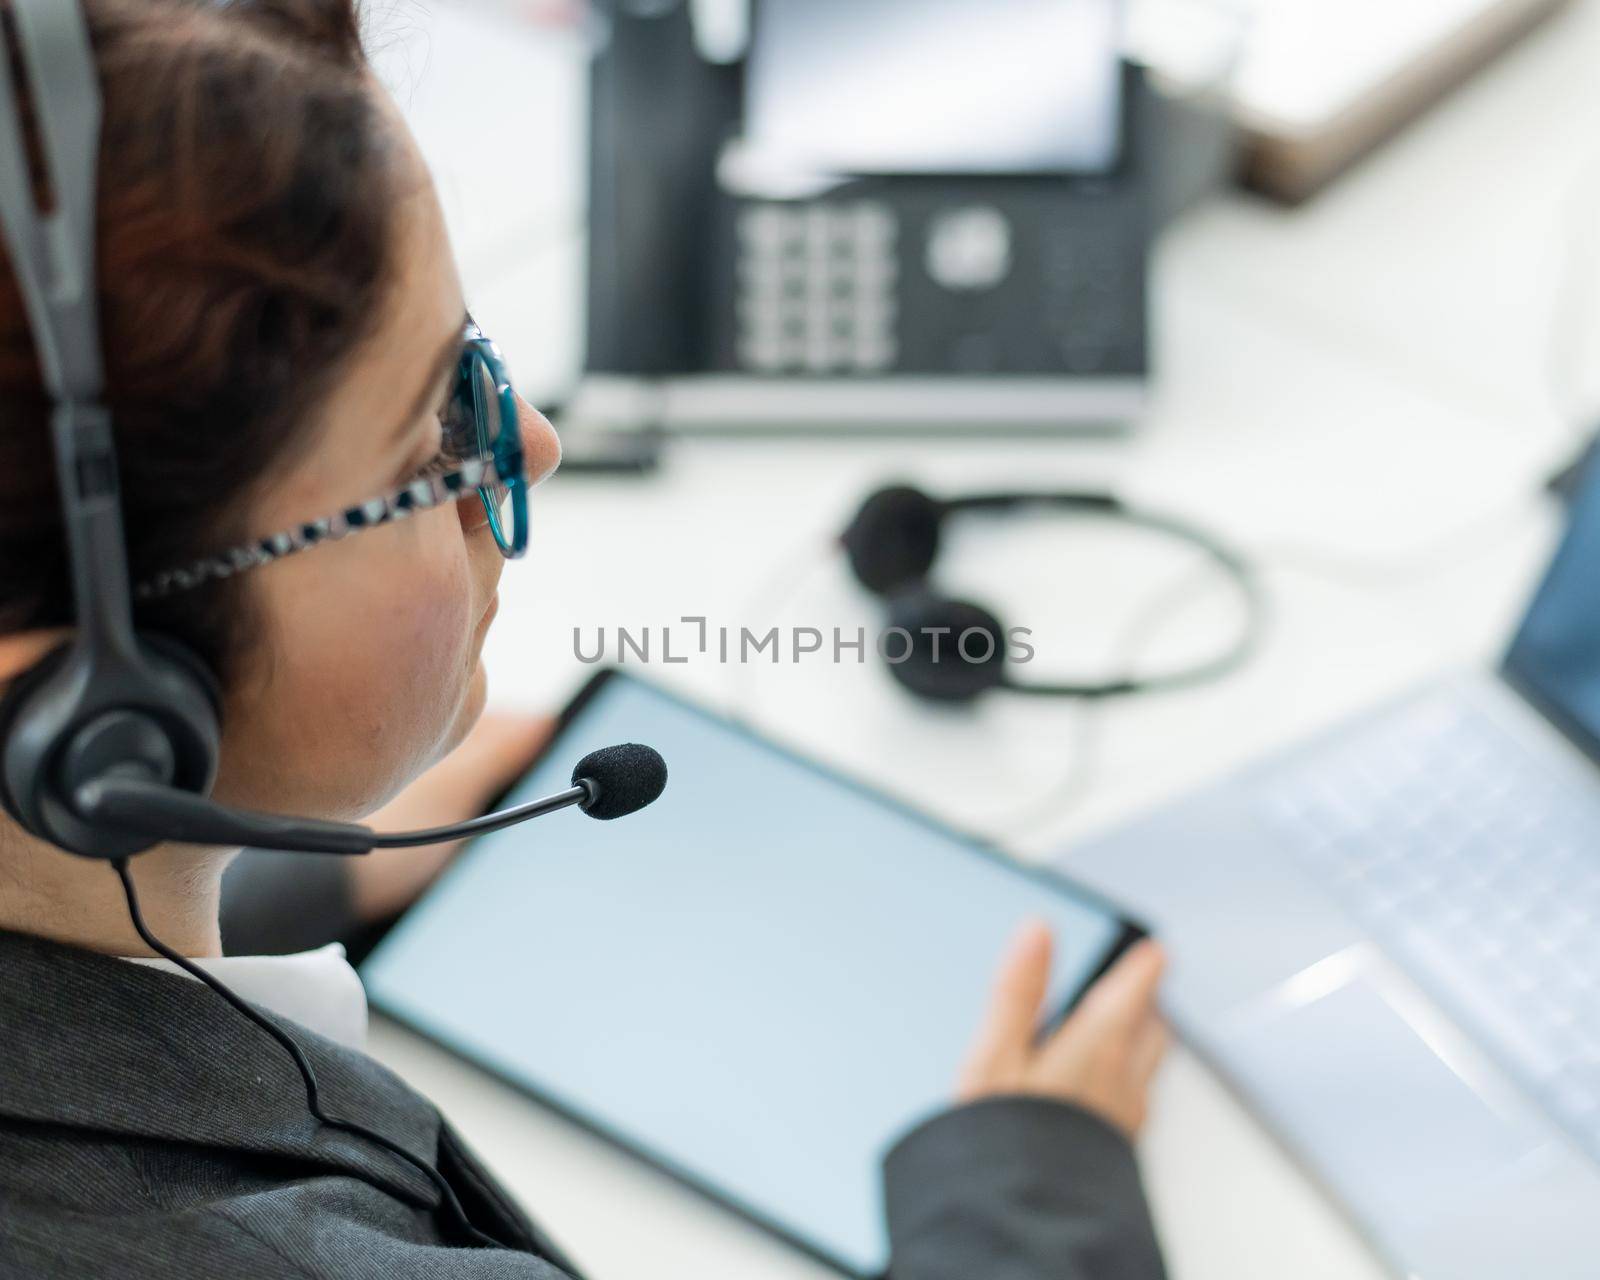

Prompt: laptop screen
[1503,453,1600,758]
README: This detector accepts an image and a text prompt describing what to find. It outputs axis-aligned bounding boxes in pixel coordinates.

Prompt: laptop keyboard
[1263,695,1600,1164]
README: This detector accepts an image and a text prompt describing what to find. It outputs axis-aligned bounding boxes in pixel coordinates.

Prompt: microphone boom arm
[72,776,597,855]
[368,782,594,847]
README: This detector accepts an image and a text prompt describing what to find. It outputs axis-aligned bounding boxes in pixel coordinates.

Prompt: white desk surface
[363,4,1600,1276]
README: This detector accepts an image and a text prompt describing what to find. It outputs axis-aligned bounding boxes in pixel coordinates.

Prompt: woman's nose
[517,394,561,488]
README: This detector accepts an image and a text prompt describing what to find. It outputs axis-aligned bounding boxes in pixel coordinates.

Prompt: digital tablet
[362,669,1143,1276]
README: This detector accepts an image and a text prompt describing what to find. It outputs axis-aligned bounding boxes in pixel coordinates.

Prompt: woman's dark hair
[0,0,398,688]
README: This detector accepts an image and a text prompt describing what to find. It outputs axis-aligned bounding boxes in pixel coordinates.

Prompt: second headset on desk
[839,483,1266,704]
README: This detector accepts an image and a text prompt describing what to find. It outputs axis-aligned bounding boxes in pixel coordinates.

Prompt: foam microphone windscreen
[573,743,668,820]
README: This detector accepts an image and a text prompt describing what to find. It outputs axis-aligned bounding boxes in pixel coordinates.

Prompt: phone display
[745,0,1125,176]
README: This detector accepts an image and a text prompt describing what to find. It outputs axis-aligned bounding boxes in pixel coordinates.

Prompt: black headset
[0,0,223,861]
[840,483,1265,703]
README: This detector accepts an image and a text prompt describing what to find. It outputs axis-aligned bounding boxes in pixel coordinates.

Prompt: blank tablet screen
[362,670,1133,1275]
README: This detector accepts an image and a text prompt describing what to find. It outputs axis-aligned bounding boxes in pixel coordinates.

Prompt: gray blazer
[0,927,1166,1279]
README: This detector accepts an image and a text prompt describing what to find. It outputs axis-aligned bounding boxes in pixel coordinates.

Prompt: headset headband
[0,0,104,396]
[0,0,220,858]
[0,0,145,660]
[0,0,152,660]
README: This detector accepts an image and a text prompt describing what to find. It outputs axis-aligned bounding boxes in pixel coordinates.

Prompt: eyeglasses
[134,322,528,602]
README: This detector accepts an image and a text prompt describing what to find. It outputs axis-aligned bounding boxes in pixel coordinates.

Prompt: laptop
[1062,457,1600,1277]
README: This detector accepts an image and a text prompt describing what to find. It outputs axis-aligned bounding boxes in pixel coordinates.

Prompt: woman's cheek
[301,561,477,805]
[386,561,476,719]
[388,544,473,675]
[210,519,479,818]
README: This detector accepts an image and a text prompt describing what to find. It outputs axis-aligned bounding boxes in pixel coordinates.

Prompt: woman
[0,3,1170,1277]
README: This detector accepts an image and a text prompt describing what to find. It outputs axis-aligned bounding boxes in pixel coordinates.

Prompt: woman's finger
[967,921,1054,1063]
[1128,1013,1170,1088]
[1043,940,1165,1066]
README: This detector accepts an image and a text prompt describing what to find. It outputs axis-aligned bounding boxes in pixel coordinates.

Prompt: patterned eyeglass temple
[133,456,492,602]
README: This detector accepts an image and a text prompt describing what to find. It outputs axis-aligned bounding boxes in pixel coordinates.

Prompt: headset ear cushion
[127,633,223,804]
[840,485,945,596]
[136,633,222,718]
[0,642,73,825]
[0,633,221,834]
[882,592,1008,703]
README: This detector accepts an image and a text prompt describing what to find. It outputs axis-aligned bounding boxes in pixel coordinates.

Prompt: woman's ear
[0,629,72,690]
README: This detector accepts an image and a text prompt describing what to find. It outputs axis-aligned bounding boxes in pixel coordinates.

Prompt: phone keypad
[736,202,899,374]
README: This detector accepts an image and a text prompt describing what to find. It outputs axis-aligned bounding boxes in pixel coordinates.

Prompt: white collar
[119,943,368,1051]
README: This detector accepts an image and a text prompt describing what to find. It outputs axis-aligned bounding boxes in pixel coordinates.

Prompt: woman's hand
[348,711,556,923]
[956,922,1168,1139]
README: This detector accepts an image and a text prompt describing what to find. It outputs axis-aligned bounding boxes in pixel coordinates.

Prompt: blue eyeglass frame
[459,321,528,560]
[133,323,529,602]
